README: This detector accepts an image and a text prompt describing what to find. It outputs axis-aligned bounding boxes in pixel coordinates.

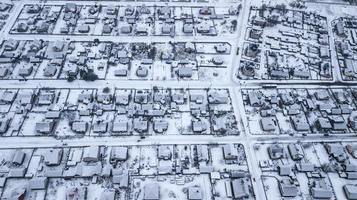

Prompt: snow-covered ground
[0,0,357,199]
